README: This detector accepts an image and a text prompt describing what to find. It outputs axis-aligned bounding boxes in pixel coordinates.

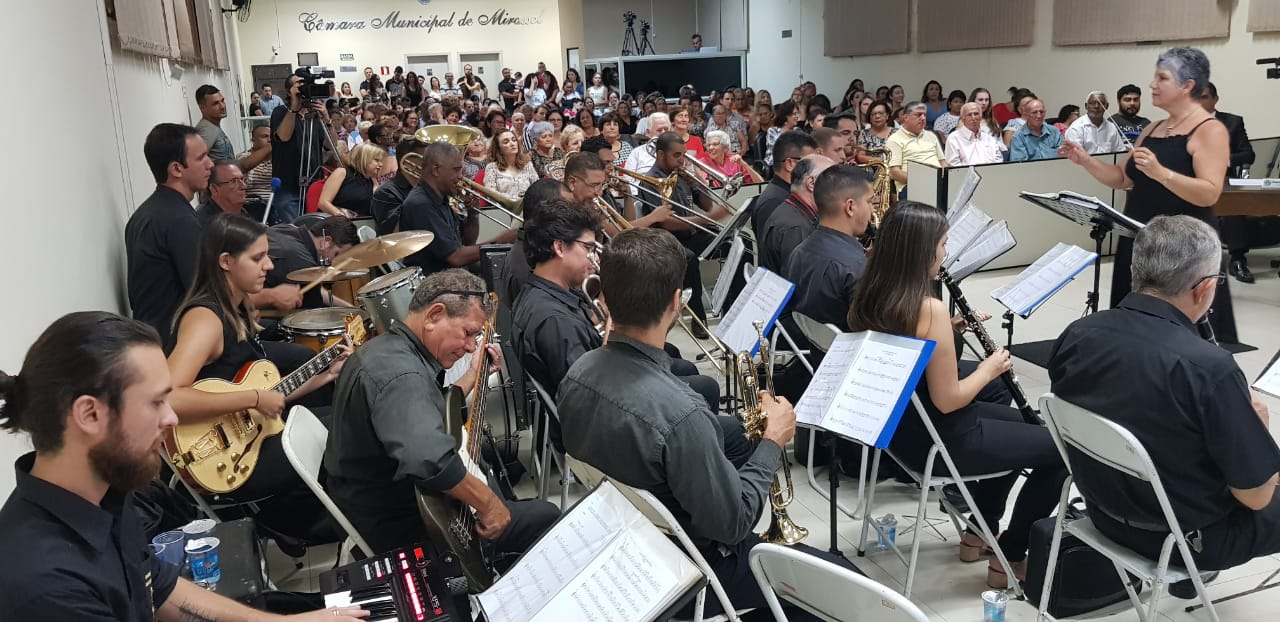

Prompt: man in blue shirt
[258,83,285,115]
[1008,98,1063,162]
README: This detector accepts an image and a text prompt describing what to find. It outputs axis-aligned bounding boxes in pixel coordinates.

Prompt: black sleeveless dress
[332,173,375,217]
[1113,117,1237,341]
[177,300,266,381]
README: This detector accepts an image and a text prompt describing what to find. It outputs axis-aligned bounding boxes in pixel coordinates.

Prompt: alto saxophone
[937,268,1040,425]
[736,321,807,545]
[855,147,893,247]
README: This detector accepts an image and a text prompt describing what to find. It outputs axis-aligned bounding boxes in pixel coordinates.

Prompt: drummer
[265,215,361,310]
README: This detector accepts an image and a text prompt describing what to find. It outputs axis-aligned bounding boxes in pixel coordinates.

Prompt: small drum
[328,270,371,306]
[358,267,424,334]
[280,307,369,353]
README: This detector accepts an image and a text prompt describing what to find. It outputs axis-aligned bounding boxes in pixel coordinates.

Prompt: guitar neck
[273,343,343,398]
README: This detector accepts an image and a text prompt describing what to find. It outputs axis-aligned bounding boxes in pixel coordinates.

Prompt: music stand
[699,201,754,261]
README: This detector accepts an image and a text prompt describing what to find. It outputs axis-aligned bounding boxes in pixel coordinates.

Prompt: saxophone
[736,321,808,545]
[937,268,1040,425]
[856,147,894,247]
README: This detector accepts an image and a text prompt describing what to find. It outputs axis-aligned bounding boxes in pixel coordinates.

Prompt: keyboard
[321,544,466,622]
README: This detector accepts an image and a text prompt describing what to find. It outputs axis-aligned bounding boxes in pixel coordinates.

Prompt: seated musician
[0,312,368,621]
[398,143,517,275]
[557,228,859,620]
[580,136,670,230]
[324,269,560,559]
[167,214,346,541]
[758,154,834,273]
[369,136,428,235]
[495,178,573,305]
[751,130,817,240]
[848,201,1067,588]
[1048,215,1279,596]
[263,215,360,309]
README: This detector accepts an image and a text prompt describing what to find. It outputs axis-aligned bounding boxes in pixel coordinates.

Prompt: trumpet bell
[762,509,810,545]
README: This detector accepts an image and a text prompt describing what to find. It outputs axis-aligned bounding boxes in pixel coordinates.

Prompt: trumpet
[612,167,722,237]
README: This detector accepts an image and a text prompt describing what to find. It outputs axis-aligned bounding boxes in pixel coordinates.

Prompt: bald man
[944,102,1005,166]
[759,154,836,272]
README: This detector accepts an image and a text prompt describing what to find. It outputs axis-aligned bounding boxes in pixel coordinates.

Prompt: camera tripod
[621,13,655,56]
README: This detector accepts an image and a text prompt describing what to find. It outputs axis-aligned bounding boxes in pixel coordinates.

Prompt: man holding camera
[270,73,329,224]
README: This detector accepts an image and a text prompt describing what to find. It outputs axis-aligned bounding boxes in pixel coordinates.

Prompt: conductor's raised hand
[1057,139,1091,165]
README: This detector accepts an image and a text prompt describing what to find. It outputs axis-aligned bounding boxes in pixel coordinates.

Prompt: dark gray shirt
[325,323,467,553]
[370,173,414,235]
[557,335,781,550]
[759,195,817,273]
[512,275,601,393]
[750,176,791,240]
[782,225,867,328]
[399,182,467,274]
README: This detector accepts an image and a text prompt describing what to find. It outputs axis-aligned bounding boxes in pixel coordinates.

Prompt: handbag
[1024,499,1144,617]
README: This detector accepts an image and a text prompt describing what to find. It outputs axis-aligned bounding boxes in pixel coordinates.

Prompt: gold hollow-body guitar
[166,315,366,495]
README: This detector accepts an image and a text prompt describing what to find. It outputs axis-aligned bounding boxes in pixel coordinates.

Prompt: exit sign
[339,53,355,61]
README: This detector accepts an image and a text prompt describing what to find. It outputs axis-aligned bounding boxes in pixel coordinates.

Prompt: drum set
[279,231,435,352]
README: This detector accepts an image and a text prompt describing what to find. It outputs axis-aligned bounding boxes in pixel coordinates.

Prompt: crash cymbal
[286,266,368,284]
[331,230,435,270]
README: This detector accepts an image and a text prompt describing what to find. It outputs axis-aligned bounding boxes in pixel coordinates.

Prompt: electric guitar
[166,314,366,495]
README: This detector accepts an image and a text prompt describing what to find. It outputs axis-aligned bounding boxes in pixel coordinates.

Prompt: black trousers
[1092,494,1280,573]
[1220,215,1250,261]
[683,536,864,621]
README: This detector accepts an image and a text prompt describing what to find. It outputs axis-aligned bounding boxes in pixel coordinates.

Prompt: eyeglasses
[1193,272,1226,289]
[571,176,608,191]
[569,239,603,256]
[212,178,247,187]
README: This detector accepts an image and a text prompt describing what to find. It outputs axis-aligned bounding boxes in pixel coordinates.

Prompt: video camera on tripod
[294,65,335,100]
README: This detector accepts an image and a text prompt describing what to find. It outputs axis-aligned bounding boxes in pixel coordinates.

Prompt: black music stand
[699,200,754,261]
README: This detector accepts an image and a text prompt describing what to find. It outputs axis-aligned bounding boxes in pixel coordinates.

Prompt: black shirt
[1048,293,1280,531]
[195,200,247,227]
[499,80,518,113]
[370,173,415,235]
[498,240,533,305]
[265,224,325,308]
[782,225,867,328]
[325,323,467,554]
[125,185,202,346]
[637,163,702,219]
[0,453,181,620]
[177,299,266,381]
[512,275,601,393]
[331,172,375,217]
[270,106,326,192]
[759,195,817,273]
[750,176,792,240]
[399,182,468,274]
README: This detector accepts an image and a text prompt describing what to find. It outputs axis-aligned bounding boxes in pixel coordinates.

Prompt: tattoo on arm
[177,602,217,622]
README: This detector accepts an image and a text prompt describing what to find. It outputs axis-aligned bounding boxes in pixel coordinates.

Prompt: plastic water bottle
[875,514,897,550]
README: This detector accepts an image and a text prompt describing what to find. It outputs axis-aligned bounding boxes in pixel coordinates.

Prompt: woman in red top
[672,107,704,159]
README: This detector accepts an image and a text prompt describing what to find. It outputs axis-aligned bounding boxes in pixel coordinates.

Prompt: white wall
[0,2,238,498]
[235,0,563,98]
[582,0,699,59]
[747,0,1280,137]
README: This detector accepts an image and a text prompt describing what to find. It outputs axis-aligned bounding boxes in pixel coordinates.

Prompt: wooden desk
[1215,189,1280,217]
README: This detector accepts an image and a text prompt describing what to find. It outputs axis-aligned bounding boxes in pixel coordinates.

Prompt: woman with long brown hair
[848,202,1066,589]
[484,129,539,201]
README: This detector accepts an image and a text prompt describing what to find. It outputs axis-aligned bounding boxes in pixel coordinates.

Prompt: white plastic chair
[749,543,929,622]
[280,405,374,561]
[526,375,577,508]
[356,225,405,272]
[859,395,1021,598]
[1036,394,1220,622]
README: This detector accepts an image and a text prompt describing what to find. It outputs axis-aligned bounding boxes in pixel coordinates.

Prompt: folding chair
[355,225,405,272]
[858,394,1021,598]
[526,375,576,508]
[280,406,374,562]
[1036,394,1220,622]
[749,543,929,622]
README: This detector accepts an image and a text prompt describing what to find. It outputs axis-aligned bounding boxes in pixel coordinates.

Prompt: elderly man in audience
[1008,98,1063,162]
[196,162,250,226]
[1065,91,1127,155]
[944,102,1005,166]
[1049,215,1278,599]
[886,101,945,199]
[623,112,672,193]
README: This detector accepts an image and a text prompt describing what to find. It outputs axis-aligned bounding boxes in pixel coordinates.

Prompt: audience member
[1111,83,1152,141]
[1065,91,1127,154]
[1008,98,1063,162]
[944,102,1005,166]
[886,102,945,198]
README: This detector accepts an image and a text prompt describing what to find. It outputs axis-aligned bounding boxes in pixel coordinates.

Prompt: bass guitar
[166,314,366,495]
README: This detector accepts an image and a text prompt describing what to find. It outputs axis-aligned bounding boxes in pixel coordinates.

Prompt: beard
[88,417,163,492]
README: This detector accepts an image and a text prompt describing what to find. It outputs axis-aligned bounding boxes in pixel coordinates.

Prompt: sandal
[958,532,991,563]
[986,559,1027,589]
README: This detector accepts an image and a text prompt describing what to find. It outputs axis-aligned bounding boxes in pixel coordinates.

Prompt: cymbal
[331,230,435,270]
[286,266,369,284]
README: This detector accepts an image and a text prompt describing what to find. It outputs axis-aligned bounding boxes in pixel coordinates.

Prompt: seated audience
[1065,91,1127,154]
[1110,83,1152,142]
[944,102,1006,166]
[1008,98,1063,162]
[886,102,946,198]
[318,142,384,218]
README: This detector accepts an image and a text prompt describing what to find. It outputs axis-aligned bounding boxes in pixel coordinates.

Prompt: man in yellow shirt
[887,101,946,198]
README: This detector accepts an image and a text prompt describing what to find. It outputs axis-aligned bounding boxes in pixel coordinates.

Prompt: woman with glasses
[856,100,894,165]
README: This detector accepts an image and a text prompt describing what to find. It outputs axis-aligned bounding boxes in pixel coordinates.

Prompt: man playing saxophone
[557,228,862,621]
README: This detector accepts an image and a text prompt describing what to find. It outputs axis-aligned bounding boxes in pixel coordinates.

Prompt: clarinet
[938,268,1041,425]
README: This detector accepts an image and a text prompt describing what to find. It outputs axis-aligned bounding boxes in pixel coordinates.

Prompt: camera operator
[270,73,330,224]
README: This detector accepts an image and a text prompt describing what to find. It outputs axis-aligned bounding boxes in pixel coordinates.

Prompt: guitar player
[324,269,560,568]
[167,214,350,548]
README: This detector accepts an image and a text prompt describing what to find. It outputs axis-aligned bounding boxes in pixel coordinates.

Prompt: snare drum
[328,270,371,306]
[358,267,424,334]
[280,307,369,353]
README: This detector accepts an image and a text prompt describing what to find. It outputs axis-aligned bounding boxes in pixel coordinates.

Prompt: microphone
[262,177,282,224]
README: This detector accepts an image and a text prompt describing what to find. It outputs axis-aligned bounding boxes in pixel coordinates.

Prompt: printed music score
[1254,351,1280,400]
[443,352,471,387]
[710,235,747,315]
[714,267,795,356]
[944,203,1016,281]
[795,331,935,448]
[991,243,1097,317]
[949,166,982,217]
[1019,190,1145,238]
[476,481,701,622]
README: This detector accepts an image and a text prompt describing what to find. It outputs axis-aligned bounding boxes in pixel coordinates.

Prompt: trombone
[398,125,524,230]
[683,154,746,199]
[457,177,525,228]
[612,167,722,237]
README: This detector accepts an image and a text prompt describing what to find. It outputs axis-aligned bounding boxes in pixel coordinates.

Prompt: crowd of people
[0,44,1276,621]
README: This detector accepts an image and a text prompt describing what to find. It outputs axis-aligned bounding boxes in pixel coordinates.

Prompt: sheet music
[1253,353,1280,399]
[713,267,795,355]
[943,204,993,268]
[949,167,982,217]
[949,221,1016,281]
[442,353,471,386]
[710,235,747,315]
[477,482,700,622]
[795,332,934,448]
[991,243,1097,317]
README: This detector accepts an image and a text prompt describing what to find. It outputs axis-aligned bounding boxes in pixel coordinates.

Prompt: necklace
[1163,110,1200,136]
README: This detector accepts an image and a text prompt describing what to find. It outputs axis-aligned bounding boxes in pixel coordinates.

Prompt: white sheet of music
[949,167,982,218]
[1253,354,1280,399]
[796,331,934,448]
[477,481,700,622]
[442,353,471,387]
[943,204,993,268]
[991,243,1097,317]
[950,220,1016,281]
[714,267,795,355]
[710,234,747,315]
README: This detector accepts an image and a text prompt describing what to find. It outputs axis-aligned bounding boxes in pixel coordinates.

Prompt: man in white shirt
[624,112,672,195]
[944,103,1005,166]
[1065,91,1127,155]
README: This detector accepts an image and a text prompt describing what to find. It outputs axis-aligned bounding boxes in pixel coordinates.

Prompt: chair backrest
[356,225,377,243]
[280,405,374,557]
[526,374,560,425]
[565,455,606,490]
[792,312,840,353]
[749,543,929,622]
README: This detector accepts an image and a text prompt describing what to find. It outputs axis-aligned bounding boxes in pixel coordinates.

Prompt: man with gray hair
[759,154,835,272]
[326,268,560,560]
[944,102,1005,166]
[1049,215,1278,597]
[1065,91,1127,154]
[623,111,672,189]
[886,101,945,198]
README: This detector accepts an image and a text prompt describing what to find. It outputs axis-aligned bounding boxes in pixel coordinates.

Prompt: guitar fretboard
[273,344,343,397]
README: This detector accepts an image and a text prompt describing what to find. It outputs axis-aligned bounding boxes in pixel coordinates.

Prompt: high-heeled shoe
[958,532,991,563]
[986,559,1027,589]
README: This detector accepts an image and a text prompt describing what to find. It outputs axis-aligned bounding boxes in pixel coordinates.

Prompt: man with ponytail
[0,312,367,620]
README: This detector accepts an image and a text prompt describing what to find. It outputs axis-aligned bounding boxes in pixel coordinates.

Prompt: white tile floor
[269,248,1280,621]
